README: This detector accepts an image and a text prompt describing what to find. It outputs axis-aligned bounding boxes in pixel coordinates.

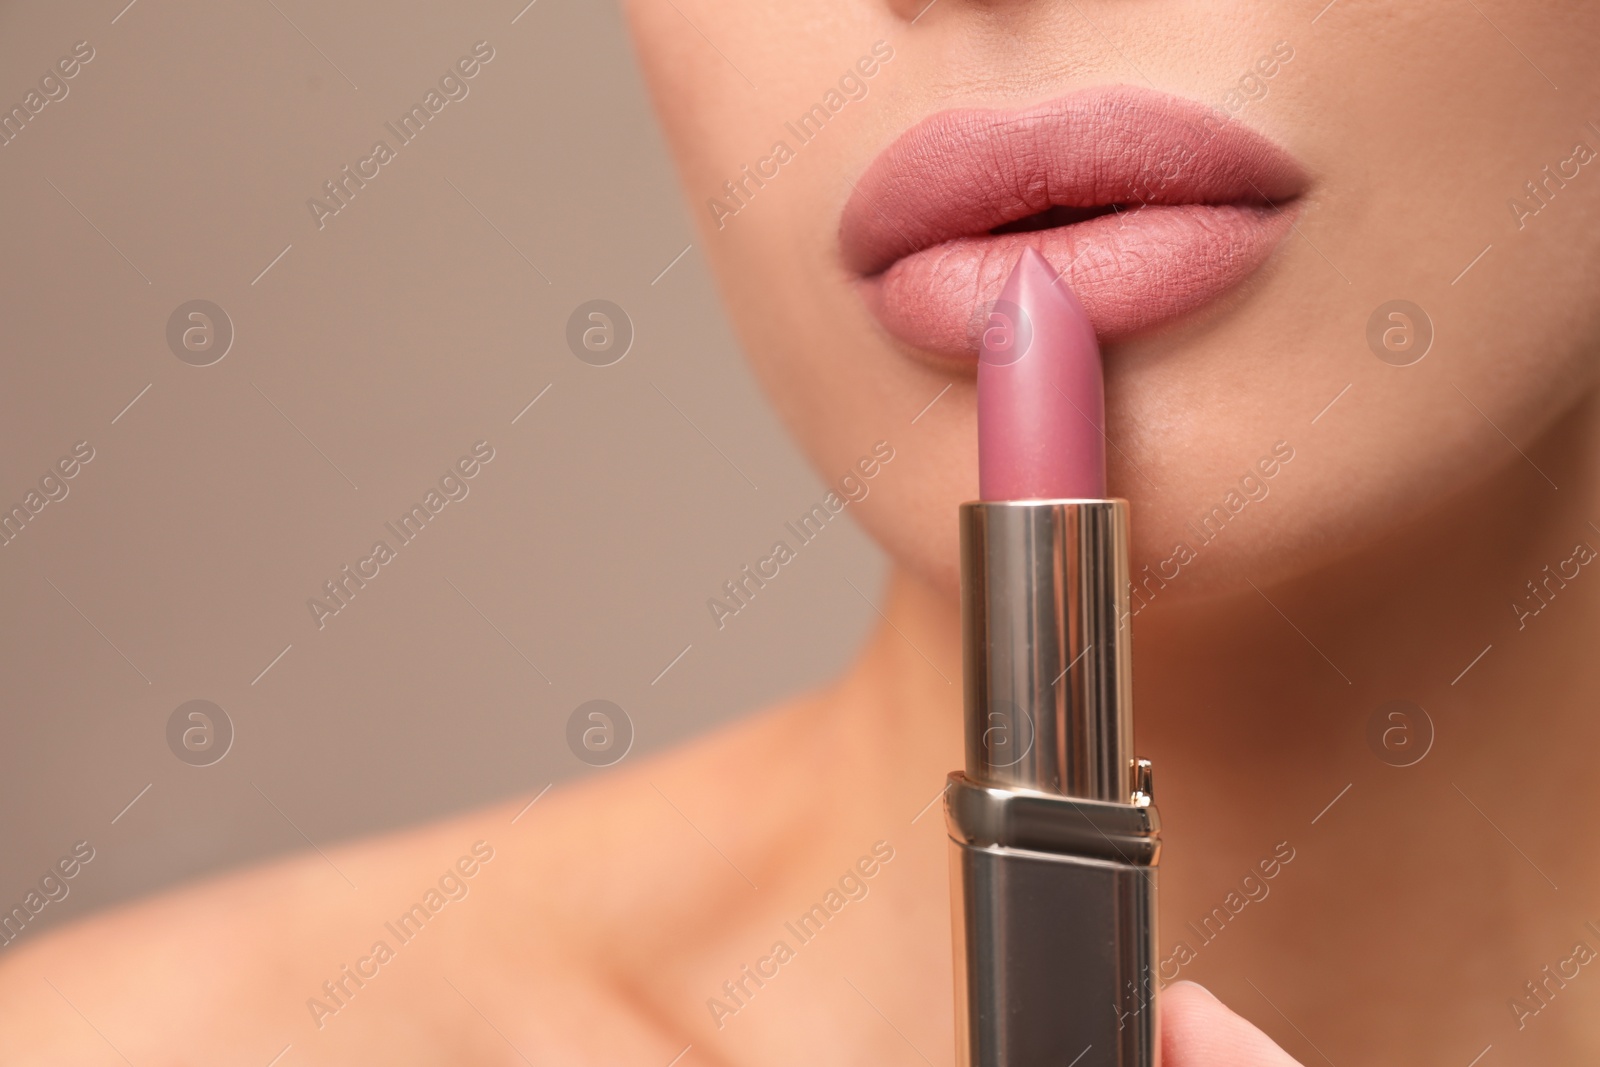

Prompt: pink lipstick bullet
[977,247,1106,500]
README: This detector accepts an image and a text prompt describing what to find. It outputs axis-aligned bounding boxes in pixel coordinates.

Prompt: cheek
[624,1,881,202]
[623,0,748,182]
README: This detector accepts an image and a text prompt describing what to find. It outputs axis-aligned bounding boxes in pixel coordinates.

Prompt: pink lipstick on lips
[842,85,1306,358]
[947,250,1160,1067]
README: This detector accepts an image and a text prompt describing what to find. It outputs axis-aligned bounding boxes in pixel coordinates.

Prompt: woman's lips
[840,86,1308,357]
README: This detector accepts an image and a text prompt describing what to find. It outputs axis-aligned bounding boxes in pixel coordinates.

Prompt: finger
[1161,981,1306,1067]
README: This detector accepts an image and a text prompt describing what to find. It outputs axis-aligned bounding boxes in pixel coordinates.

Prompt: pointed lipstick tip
[977,248,1107,500]
[1003,247,1088,320]
[1018,246,1053,272]
[999,247,1055,295]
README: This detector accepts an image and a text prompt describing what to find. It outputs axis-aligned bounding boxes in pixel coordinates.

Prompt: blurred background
[0,0,882,938]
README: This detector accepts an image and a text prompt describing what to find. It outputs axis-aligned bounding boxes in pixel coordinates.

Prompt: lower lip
[858,202,1296,359]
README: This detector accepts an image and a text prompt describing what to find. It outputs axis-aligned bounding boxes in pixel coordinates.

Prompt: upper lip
[839,85,1308,279]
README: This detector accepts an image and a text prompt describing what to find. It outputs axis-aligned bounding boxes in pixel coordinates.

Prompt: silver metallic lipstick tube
[946,500,1161,1067]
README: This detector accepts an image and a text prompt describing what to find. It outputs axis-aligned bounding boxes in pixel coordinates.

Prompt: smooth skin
[5,0,1600,1063]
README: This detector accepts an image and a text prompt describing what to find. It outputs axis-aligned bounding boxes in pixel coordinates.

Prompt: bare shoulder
[0,697,819,1064]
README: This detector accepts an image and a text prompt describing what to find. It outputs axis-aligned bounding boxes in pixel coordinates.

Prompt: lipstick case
[947,500,1161,1067]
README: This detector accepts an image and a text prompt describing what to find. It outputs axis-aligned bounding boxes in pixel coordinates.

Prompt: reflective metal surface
[951,499,1160,1067]
[946,773,1160,866]
[960,501,1133,802]
[949,829,1159,1067]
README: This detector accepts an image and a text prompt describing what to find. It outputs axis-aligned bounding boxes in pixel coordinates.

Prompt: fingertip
[1160,981,1304,1066]
[1168,980,1219,1003]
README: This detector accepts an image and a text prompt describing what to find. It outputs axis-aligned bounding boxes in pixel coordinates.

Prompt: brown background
[0,0,881,937]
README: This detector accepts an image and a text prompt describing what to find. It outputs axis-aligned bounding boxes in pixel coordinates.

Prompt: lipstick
[947,250,1161,1067]
[977,249,1106,500]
